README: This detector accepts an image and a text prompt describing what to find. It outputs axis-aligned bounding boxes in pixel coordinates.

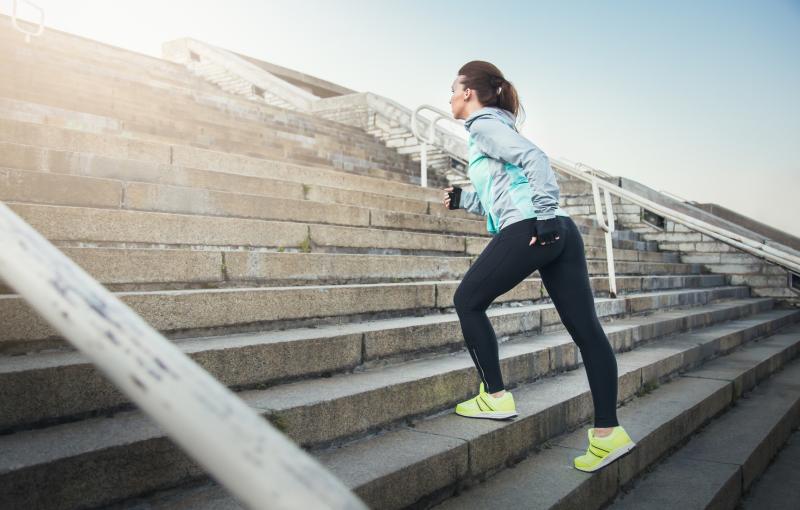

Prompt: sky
[4,0,799,237]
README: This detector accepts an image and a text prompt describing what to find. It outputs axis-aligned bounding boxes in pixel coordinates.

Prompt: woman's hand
[442,186,461,210]
[442,187,453,209]
[529,217,561,246]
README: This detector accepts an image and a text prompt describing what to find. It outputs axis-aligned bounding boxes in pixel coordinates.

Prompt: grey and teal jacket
[458,106,570,235]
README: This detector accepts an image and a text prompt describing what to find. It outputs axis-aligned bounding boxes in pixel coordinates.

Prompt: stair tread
[740,429,800,510]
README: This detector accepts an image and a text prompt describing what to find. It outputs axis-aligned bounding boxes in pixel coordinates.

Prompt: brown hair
[458,60,526,127]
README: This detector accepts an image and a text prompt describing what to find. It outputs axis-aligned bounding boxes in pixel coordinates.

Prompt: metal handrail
[571,161,614,179]
[0,202,367,510]
[410,104,468,187]
[408,102,799,292]
[11,0,45,43]
[550,158,800,275]
[659,190,693,204]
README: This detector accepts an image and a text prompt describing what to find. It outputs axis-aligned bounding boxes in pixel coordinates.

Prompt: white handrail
[659,190,692,203]
[411,104,468,187]
[572,161,614,180]
[408,101,798,292]
[0,202,368,510]
[11,0,45,43]
[550,158,800,274]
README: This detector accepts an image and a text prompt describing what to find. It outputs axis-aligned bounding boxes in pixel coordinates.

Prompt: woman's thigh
[455,218,567,310]
[537,217,599,334]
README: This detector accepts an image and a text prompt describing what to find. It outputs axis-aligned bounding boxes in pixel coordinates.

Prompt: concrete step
[0,117,445,203]
[606,353,800,509]
[0,19,205,91]
[740,429,800,509]
[0,68,423,173]
[34,303,797,510]
[0,248,473,291]
[0,174,693,281]
[0,246,702,294]
[0,104,415,187]
[4,203,655,258]
[0,114,599,219]
[0,22,375,154]
[0,262,739,353]
[425,321,800,510]
[0,290,760,432]
[0,141,451,218]
[0,53,382,146]
[0,168,490,237]
[0,105,590,211]
[0,40,372,140]
[0,140,594,224]
[5,202,465,253]
[0,46,209,99]
[0,91,421,184]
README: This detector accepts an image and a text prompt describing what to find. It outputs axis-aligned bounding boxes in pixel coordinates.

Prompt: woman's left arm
[469,117,559,221]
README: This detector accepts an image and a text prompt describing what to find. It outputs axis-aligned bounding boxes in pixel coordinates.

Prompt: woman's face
[449,75,472,120]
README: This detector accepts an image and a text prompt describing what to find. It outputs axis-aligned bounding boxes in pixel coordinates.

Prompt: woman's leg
[454,218,564,394]
[538,216,620,428]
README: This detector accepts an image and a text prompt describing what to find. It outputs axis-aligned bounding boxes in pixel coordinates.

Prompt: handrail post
[420,141,428,187]
[590,175,618,298]
[411,104,469,187]
[11,0,45,43]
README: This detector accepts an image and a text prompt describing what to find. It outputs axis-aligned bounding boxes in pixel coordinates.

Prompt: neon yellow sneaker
[574,425,636,472]
[455,382,518,420]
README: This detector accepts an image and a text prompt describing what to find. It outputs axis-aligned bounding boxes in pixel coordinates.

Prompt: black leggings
[453,215,620,428]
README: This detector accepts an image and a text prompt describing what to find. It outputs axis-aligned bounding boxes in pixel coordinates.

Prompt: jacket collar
[464,106,517,132]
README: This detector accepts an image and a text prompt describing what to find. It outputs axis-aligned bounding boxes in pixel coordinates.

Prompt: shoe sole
[574,441,637,472]
[455,410,519,420]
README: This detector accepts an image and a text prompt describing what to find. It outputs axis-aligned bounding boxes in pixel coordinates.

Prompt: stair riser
[0,245,703,294]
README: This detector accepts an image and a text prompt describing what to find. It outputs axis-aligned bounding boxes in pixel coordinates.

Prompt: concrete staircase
[1,16,798,510]
[0,15,445,188]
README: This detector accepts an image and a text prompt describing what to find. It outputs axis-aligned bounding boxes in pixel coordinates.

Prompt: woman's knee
[453,281,484,313]
[453,282,470,312]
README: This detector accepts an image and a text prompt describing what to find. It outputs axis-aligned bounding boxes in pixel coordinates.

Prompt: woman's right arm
[459,189,486,216]
[444,186,486,216]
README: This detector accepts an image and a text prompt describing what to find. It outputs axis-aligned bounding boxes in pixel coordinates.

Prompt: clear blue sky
[4,0,799,237]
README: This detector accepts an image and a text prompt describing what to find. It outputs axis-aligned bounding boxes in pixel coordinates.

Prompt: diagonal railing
[550,158,800,276]
[410,104,800,297]
[0,202,368,510]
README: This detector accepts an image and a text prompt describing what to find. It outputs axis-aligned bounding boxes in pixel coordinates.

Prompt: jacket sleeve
[469,117,559,220]
[459,188,486,216]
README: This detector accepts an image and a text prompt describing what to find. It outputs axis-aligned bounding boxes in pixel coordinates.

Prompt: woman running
[443,60,635,472]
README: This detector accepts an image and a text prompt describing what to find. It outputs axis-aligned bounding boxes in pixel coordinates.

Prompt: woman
[443,60,635,472]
